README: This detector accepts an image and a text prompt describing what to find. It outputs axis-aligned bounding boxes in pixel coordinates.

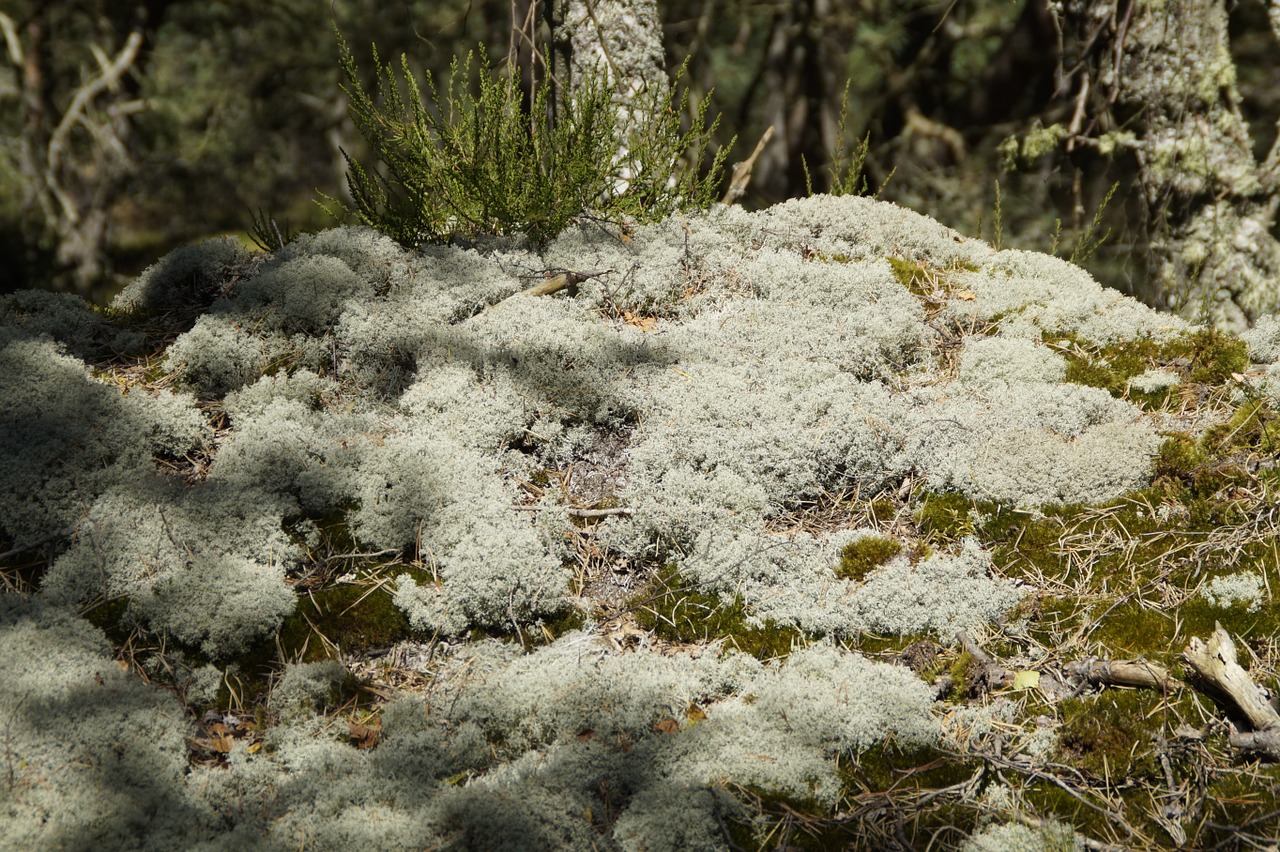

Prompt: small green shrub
[328,28,730,246]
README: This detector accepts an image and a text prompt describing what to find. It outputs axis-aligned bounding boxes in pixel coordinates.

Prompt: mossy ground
[1045,327,1249,410]
[630,564,805,659]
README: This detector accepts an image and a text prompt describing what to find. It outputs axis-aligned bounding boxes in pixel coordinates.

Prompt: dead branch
[1230,730,1280,760]
[721,125,775,205]
[486,269,613,312]
[1064,657,1175,692]
[47,29,143,183]
[1184,622,1280,736]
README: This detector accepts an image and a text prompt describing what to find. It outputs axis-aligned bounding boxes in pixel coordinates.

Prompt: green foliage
[247,208,300,252]
[1068,181,1119,264]
[328,28,730,245]
[804,81,893,199]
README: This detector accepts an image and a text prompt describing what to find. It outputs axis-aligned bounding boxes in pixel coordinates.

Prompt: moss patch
[835,535,903,581]
[278,584,410,663]
[1057,689,1162,779]
[1045,327,1249,410]
[632,565,805,659]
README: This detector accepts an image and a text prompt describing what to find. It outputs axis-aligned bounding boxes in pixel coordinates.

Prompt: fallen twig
[508,268,612,301]
[1064,657,1175,693]
[512,505,632,518]
[0,524,78,562]
[1184,622,1280,731]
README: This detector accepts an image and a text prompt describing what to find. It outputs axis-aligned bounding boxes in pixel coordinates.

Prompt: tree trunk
[549,0,669,194]
[1064,0,1280,329]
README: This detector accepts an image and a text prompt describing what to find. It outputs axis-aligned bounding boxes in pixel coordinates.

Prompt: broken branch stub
[1183,622,1280,735]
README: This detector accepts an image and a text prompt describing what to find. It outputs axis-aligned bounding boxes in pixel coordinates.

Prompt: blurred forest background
[1,0,1277,308]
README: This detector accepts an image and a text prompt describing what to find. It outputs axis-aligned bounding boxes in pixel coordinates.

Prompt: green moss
[283,507,362,557]
[631,565,804,660]
[1180,328,1249,385]
[1020,782,1120,843]
[915,492,978,545]
[910,478,1280,669]
[1153,434,1205,482]
[844,742,978,795]
[1046,328,1248,411]
[1087,603,1179,658]
[835,535,903,581]
[1057,689,1161,779]
[886,256,930,296]
[1201,398,1270,456]
[1176,596,1280,646]
[476,606,588,651]
[1200,766,1280,845]
[946,649,981,701]
[82,597,135,646]
[278,584,410,663]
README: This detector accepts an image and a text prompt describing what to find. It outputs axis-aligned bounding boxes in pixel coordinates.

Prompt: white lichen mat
[0,194,1188,849]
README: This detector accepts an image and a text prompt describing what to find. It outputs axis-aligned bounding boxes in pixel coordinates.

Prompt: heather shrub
[330,30,728,246]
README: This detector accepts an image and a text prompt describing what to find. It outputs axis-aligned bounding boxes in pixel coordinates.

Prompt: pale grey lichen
[42,475,299,657]
[972,249,1187,343]
[958,336,1067,388]
[231,253,372,335]
[112,235,250,313]
[0,288,143,357]
[677,528,1020,640]
[370,426,569,634]
[2,192,1215,847]
[1243,314,1280,363]
[0,333,208,550]
[905,381,1161,506]
[612,786,745,852]
[1201,570,1265,611]
[1129,367,1181,393]
[0,630,933,850]
[962,820,1083,852]
[164,314,278,397]
[270,660,352,724]
[0,596,203,850]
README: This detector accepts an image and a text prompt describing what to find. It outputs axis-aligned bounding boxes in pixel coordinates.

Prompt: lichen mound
[0,194,1205,848]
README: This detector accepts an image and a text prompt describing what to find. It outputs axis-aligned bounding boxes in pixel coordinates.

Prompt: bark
[1062,0,1280,328]
[551,0,669,194]
[1184,622,1280,733]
